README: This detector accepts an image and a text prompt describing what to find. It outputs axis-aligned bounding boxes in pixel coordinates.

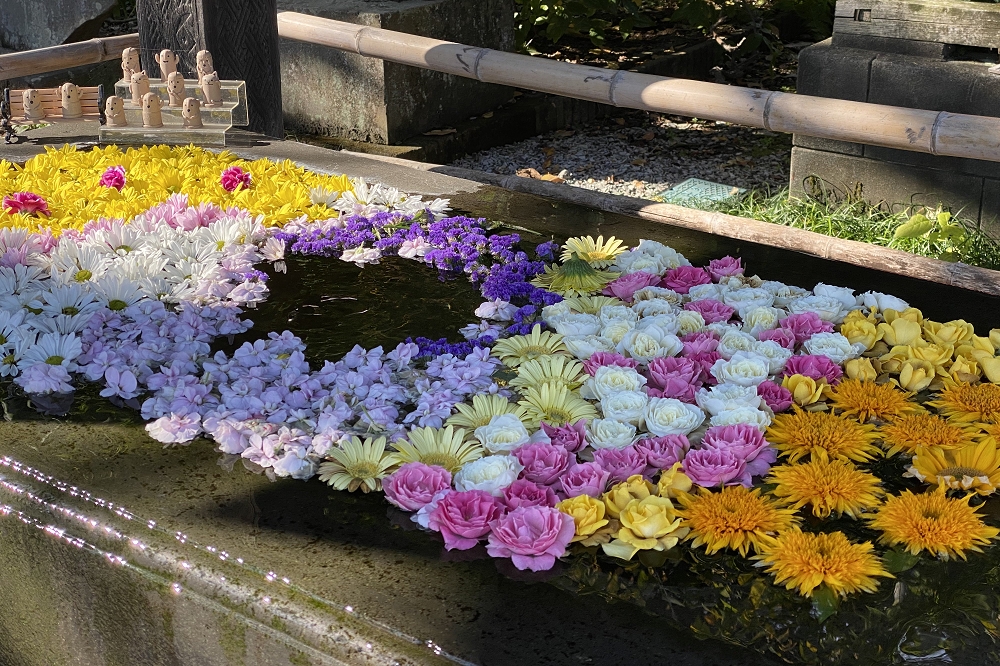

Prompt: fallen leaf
[516,168,543,179]
[614,118,626,126]
[553,129,575,137]
[422,128,457,136]
[542,158,553,169]
[539,174,565,183]
[631,158,647,166]
[512,91,523,97]
[541,147,556,156]
[482,111,494,118]
[641,131,656,141]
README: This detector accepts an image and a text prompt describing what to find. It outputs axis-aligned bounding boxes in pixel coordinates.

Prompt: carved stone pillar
[136,0,283,137]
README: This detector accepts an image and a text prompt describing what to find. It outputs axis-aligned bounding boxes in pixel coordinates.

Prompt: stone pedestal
[0,0,118,52]
[791,0,1000,233]
[136,0,284,137]
[277,0,515,144]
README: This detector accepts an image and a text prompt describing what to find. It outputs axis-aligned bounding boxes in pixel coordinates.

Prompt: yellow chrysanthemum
[560,295,624,314]
[879,414,979,456]
[868,488,999,560]
[530,255,617,297]
[827,379,924,422]
[318,436,394,493]
[766,408,882,464]
[929,382,1000,424]
[444,394,527,430]
[490,324,568,367]
[386,425,483,474]
[906,439,1000,496]
[677,486,800,557]
[509,355,586,392]
[560,235,627,268]
[517,383,598,428]
[754,530,892,598]
[768,458,885,519]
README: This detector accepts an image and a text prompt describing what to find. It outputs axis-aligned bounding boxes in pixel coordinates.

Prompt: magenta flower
[593,445,649,484]
[681,330,720,356]
[601,271,661,303]
[383,462,452,512]
[486,505,575,571]
[428,490,502,550]
[758,381,794,413]
[700,424,776,481]
[682,448,747,488]
[559,462,611,498]
[220,166,253,192]
[783,354,844,385]
[635,435,690,470]
[99,165,126,191]
[683,299,735,324]
[2,192,50,216]
[779,312,834,344]
[758,328,797,350]
[688,351,723,385]
[514,442,573,486]
[582,351,638,376]
[502,479,559,511]
[707,256,743,281]
[540,419,588,453]
[646,356,701,402]
[662,266,712,294]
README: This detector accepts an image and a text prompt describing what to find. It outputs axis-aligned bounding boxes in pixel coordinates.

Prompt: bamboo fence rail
[0,34,139,81]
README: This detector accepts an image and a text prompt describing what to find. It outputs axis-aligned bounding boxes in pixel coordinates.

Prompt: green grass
[700,189,1000,271]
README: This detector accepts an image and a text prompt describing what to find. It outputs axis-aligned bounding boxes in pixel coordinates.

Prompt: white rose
[474,413,530,453]
[562,334,614,359]
[599,304,639,325]
[613,250,666,275]
[550,313,602,337]
[542,302,572,320]
[635,239,690,269]
[601,390,649,426]
[687,283,729,302]
[711,351,771,386]
[803,332,865,364]
[586,417,638,449]
[710,407,772,429]
[632,287,683,305]
[705,322,736,338]
[636,313,680,336]
[741,306,784,338]
[814,283,858,310]
[583,365,647,400]
[643,397,706,437]
[761,281,810,308]
[724,287,774,312]
[750,339,793,374]
[696,384,762,415]
[861,291,909,313]
[632,298,676,318]
[454,455,523,495]
[675,310,706,336]
[601,320,635,345]
[717,329,758,360]
[787,294,848,324]
[617,328,683,363]
[719,276,746,289]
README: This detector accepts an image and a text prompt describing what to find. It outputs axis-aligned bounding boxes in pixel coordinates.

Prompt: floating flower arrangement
[4,145,1000,631]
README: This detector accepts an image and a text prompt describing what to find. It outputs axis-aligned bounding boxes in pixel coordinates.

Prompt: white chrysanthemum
[20,331,82,370]
[0,264,46,295]
[30,283,100,319]
[49,244,111,284]
[586,417,638,449]
[644,397,705,437]
[88,221,149,256]
[617,328,682,364]
[0,332,34,377]
[717,329,757,360]
[696,383,763,415]
[549,312,602,337]
[30,313,91,334]
[93,276,145,312]
[562,334,615,359]
[583,365,647,400]
[601,390,649,426]
[803,332,865,364]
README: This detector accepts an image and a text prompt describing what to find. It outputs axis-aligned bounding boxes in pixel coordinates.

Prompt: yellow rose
[950,355,981,383]
[840,319,880,350]
[877,318,924,347]
[971,350,1000,384]
[603,475,654,519]
[657,462,693,499]
[924,320,975,346]
[843,309,877,325]
[845,357,878,382]
[781,374,826,406]
[600,496,689,561]
[878,345,914,375]
[897,359,935,392]
[956,335,995,359]
[990,329,1000,351]
[557,495,610,543]
[910,343,954,370]
[884,308,923,325]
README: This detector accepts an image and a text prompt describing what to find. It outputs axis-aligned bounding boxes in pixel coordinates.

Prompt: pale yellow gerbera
[517,383,598,428]
[444,394,527,430]
[766,408,882,464]
[560,295,624,314]
[905,438,1000,496]
[490,324,568,367]
[677,486,800,557]
[531,255,618,297]
[318,436,394,493]
[386,425,483,474]
[560,235,627,268]
[768,458,885,519]
[509,355,586,392]
[878,413,979,457]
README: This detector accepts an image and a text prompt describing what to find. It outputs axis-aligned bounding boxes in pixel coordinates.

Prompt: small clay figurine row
[105,94,205,129]
[121,47,218,86]
[127,69,222,109]
[20,83,83,121]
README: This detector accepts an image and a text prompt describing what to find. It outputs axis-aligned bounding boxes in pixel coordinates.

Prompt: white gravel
[450,113,791,201]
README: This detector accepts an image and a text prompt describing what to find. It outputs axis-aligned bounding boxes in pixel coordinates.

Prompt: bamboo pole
[0,34,139,81]
[276,12,1000,162]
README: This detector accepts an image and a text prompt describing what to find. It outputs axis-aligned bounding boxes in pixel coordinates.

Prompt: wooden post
[136,0,283,137]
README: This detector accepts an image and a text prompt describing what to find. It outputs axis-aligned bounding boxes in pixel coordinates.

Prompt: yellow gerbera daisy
[386,425,483,474]
[561,295,624,314]
[827,379,924,422]
[444,394,527,431]
[530,255,618,297]
[318,436,394,493]
[878,413,980,456]
[929,382,1000,424]
[677,486,800,557]
[517,383,598,428]
[754,530,892,598]
[905,439,1000,495]
[509,355,586,392]
[867,488,999,560]
[768,458,885,519]
[560,235,627,268]
[490,324,568,367]
[766,408,882,464]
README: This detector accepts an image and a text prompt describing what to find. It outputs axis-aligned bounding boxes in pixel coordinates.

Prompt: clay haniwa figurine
[154,49,179,83]
[105,96,127,127]
[181,97,203,129]
[201,71,223,108]
[129,71,150,107]
[121,47,140,81]
[166,72,186,107]
[196,50,214,85]
[141,92,163,128]
[61,82,83,119]
[21,88,44,121]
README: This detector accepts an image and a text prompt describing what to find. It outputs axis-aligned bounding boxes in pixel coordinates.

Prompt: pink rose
[682,448,747,488]
[662,266,712,294]
[515,443,573,485]
[758,381,794,413]
[681,330,720,356]
[707,256,743,281]
[683,299,735,324]
[601,271,661,303]
[700,424,776,481]
[2,192,50,216]
[502,479,559,510]
[220,166,253,192]
[783,354,843,385]
[383,462,452,512]
[779,312,834,344]
[428,490,503,550]
[486,505,575,571]
[758,328,797,350]
[593,445,649,484]
[582,352,638,376]
[559,462,611,498]
[688,351,722,385]
[635,435,690,470]
[99,165,126,191]
[540,419,588,453]
[646,356,701,402]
